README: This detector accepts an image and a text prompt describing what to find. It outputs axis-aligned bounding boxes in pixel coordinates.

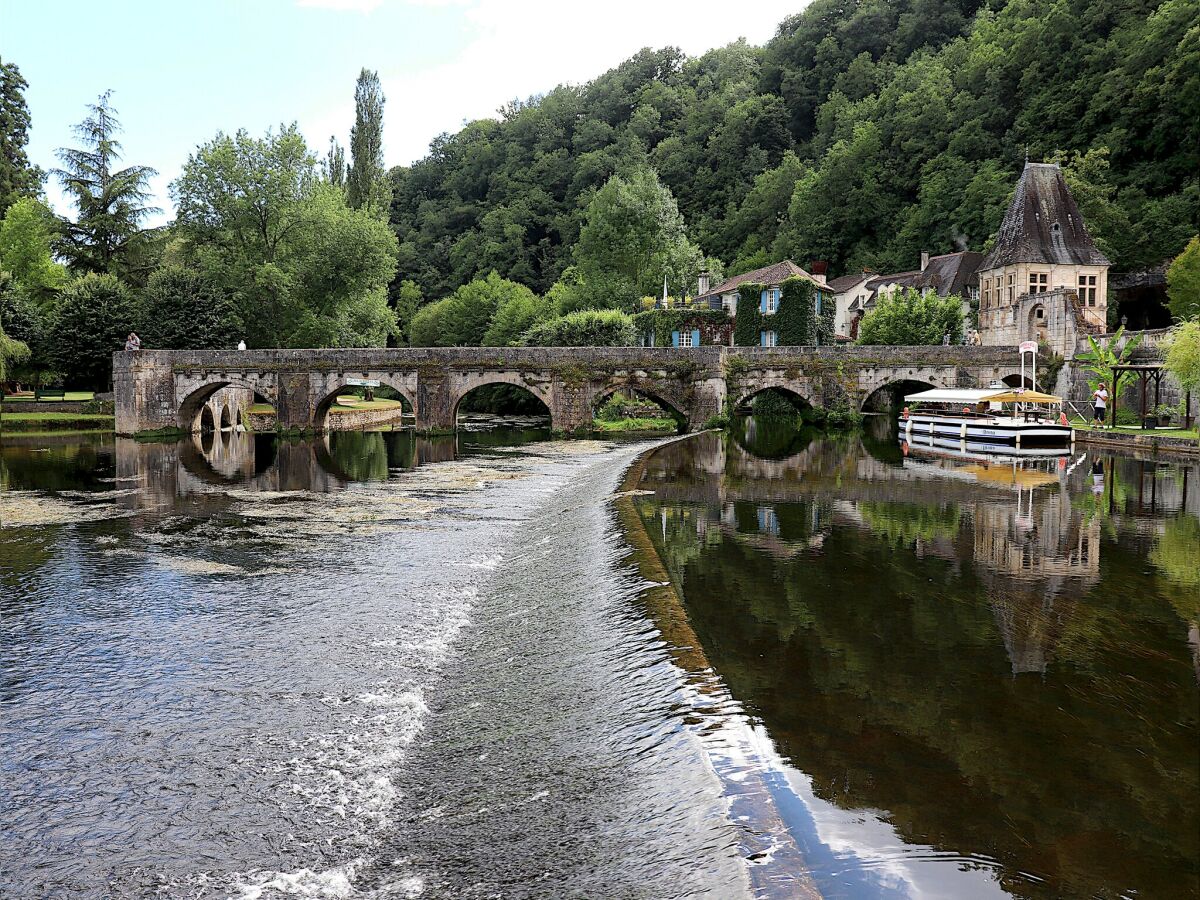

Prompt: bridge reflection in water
[113,426,553,507]
[630,421,1199,899]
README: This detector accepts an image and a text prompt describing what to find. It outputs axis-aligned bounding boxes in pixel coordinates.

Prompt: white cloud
[306,0,801,167]
[297,0,385,13]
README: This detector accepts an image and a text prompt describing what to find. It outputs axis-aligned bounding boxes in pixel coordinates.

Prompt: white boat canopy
[903,388,1004,404]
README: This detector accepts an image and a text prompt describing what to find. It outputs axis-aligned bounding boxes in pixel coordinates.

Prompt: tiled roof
[863,251,983,298]
[979,162,1110,270]
[921,251,984,295]
[826,271,873,293]
[695,260,817,302]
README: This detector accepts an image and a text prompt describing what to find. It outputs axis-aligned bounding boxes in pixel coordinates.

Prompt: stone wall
[113,345,1022,436]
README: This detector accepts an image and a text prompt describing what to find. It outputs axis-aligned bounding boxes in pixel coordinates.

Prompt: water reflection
[633,421,1199,899]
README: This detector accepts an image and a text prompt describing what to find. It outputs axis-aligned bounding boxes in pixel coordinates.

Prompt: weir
[113,345,1023,435]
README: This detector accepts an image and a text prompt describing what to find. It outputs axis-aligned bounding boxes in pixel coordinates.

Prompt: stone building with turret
[977,162,1111,355]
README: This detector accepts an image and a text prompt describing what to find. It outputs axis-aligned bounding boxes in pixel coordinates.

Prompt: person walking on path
[1092,382,1109,427]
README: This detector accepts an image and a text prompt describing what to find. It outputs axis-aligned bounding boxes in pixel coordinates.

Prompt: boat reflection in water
[628,417,1198,899]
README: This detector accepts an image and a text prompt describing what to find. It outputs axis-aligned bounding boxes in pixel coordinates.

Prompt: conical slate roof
[979,162,1110,270]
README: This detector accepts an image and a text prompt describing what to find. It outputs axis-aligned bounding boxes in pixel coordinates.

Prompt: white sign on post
[1019,340,1038,353]
[345,378,381,388]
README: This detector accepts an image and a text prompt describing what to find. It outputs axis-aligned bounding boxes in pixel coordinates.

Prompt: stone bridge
[114,345,1025,435]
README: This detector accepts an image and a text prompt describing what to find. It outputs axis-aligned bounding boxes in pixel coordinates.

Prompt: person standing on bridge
[124,332,141,352]
[1092,382,1109,428]
[237,339,247,351]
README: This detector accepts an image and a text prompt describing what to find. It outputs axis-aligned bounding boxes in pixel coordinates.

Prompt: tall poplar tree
[0,57,43,217]
[346,69,389,215]
[53,91,158,276]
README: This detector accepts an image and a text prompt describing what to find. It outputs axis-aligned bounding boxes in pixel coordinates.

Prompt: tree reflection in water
[633,427,1200,899]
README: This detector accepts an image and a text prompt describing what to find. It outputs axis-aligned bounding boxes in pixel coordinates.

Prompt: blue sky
[2,0,803,226]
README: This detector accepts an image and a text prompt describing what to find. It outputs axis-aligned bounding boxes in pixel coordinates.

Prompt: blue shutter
[671,330,680,347]
[760,290,767,313]
[760,330,767,347]
[691,328,701,347]
[815,291,822,314]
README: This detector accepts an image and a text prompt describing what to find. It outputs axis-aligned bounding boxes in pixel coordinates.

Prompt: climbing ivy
[732,277,834,346]
[733,282,764,346]
[631,308,730,347]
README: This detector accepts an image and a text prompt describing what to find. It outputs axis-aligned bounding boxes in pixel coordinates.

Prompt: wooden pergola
[1108,363,1174,429]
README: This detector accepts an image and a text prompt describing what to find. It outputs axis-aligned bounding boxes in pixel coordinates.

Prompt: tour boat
[900,386,1074,452]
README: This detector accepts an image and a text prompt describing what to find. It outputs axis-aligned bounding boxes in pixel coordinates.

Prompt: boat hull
[902,414,1073,449]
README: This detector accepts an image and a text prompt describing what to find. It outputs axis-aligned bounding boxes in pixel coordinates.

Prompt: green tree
[0,197,66,301]
[483,283,552,346]
[53,91,159,277]
[521,309,636,346]
[0,57,43,217]
[325,136,346,190]
[390,278,422,345]
[407,271,534,346]
[0,304,30,381]
[573,167,703,310]
[1164,318,1200,398]
[0,270,55,381]
[173,126,398,347]
[1166,236,1200,321]
[856,289,963,345]
[139,265,242,350]
[346,69,390,215]
[50,273,138,389]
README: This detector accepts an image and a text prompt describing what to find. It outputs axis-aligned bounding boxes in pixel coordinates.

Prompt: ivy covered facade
[634,260,834,348]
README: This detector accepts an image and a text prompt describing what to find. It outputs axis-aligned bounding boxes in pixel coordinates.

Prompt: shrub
[703,412,730,430]
[597,393,626,422]
[522,309,636,346]
[140,265,242,350]
[857,288,964,345]
[50,273,139,390]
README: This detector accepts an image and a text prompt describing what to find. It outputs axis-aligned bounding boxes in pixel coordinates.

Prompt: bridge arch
[219,403,233,430]
[177,377,272,433]
[733,384,813,415]
[311,376,416,432]
[453,376,552,425]
[591,383,688,431]
[861,378,938,413]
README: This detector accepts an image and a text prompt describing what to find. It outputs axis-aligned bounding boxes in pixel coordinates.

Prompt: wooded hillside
[387,0,1198,298]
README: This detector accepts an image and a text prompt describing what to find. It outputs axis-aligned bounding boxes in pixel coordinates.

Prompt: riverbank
[1073,423,1199,458]
[0,411,116,433]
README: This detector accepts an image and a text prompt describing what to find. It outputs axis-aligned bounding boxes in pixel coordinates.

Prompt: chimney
[920,250,930,271]
[808,260,829,286]
[698,271,711,295]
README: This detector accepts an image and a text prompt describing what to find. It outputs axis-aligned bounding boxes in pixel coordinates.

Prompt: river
[1,422,1197,898]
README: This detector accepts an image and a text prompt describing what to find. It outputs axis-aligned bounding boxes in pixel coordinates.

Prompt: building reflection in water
[631,422,1199,898]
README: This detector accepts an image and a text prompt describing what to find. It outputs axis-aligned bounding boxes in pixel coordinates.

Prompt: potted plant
[1155,404,1175,427]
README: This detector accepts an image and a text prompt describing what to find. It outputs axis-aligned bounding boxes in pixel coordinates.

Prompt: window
[679,329,693,348]
[1078,274,1098,306]
[761,330,778,348]
[763,287,780,315]
[1029,272,1048,294]
[815,291,823,314]
[1035,306,1044,320]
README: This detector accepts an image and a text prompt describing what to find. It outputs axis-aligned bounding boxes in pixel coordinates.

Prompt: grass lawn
[248,403,276,414]
[329,397,406,413]
[1,411,115,433]
[2,391,95,402]
[1069,416,1198,441]
[593,416,678,433]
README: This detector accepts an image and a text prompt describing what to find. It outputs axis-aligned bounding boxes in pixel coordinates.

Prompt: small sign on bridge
[345,378,381,388]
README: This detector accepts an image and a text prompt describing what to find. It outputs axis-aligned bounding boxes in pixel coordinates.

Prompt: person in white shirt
[237,339,247,351]
[1092,382,1109,427]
